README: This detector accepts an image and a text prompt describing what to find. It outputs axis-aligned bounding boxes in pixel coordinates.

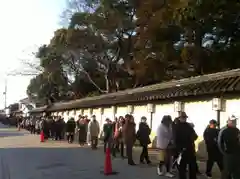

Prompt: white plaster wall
[116,106,127,118]
[83,109,91,117]
[92,108,99,118]
[225,98,240,128]
[92,108,102,125]
[63,112,69,123]
[184,101,215,137]
[184,100,216,158]
[103,107,114,121]
[75,109,82,119]
[69,110,75,118]
[132,105,149,131]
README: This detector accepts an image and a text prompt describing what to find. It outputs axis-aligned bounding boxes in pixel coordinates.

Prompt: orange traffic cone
[40,131,44,142]
[102,144,118,176]
[104,147,113,175]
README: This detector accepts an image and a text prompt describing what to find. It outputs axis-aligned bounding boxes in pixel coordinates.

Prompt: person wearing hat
[218,115,240,179]
[203,119,223,178]
[174,112,198,179]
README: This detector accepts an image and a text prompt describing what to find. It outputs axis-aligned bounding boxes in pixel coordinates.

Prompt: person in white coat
[156,115,174,178]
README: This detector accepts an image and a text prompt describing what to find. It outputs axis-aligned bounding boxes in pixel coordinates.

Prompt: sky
[0,0,66,108]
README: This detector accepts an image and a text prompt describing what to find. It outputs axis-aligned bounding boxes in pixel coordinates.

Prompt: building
[29,68,240,158]
[18,97,35,117]
[5,98,35,118]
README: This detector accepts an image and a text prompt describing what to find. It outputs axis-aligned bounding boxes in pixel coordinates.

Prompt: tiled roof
[29,106,48,113]
[29,69,240,113]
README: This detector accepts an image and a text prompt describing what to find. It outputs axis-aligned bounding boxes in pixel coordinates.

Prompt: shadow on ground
[0,131,28,138]
[0,146,168,179]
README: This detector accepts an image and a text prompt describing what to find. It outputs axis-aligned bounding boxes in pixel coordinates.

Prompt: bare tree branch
[64,50,107,93]
[7,72,39,76]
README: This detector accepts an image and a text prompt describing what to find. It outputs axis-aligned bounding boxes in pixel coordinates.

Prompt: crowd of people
[155,112,240,179]
[15,111,240,179]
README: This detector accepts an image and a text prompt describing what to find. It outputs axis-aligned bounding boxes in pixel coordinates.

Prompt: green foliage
[27,0,240,104]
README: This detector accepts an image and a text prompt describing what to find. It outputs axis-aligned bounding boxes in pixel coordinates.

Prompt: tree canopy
[27,0,240,105]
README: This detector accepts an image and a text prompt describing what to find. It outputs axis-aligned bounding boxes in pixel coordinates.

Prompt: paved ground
[0,123,219,179]
[0,123,167,179]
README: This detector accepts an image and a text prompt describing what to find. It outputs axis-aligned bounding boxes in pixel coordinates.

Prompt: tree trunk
[104,74,119,93]
[105,74,111,93]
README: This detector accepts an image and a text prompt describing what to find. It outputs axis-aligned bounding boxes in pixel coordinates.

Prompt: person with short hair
[66,117,76,143]
[88,115,100,149]
[123,114,136,165]
[204,119,223,178]
[103,118,113,153]
[137,116,151,164]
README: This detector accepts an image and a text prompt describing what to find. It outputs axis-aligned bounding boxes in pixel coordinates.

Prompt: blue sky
[0,0,66,108]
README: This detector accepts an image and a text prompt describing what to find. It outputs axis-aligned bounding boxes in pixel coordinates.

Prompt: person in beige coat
[89,115,100,149]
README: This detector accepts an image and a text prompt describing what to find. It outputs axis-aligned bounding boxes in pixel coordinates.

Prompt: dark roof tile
[29,69,240,112]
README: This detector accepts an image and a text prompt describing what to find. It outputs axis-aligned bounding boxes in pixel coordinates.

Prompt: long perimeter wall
[30,69,240,158]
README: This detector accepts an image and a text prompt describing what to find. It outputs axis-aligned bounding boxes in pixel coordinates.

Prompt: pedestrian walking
[77,116,87,146]
[112,117,125,158]
[136,116,151,164]
[54,117,62,140]
[88,115,100,149]
[203,119,223,178]
[103,118,113,153]
[156,115,174,177]
[122,114,136,165]
[66,117,76,143]
[174,112,198,179]
[218,115,240,179]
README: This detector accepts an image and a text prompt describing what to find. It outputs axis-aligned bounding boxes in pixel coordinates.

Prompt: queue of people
[16,111,240,179]
[156,112,240,179]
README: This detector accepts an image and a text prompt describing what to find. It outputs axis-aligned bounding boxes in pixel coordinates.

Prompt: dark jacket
[218,126,240,154]
[203,127,220,153]
[66,119,76,133]
[175,122,198,153]
[103,123,113,140]
[123,120,136,145]
[137,122,151,146]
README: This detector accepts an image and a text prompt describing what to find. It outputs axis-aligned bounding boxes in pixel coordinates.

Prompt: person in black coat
[175,112,198,179]
[203,119,223,178]
[42,119,49,139]
[137,116,151,164]
[66,118,76,143]
[54,117,62,140]
[218,116,240,179]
